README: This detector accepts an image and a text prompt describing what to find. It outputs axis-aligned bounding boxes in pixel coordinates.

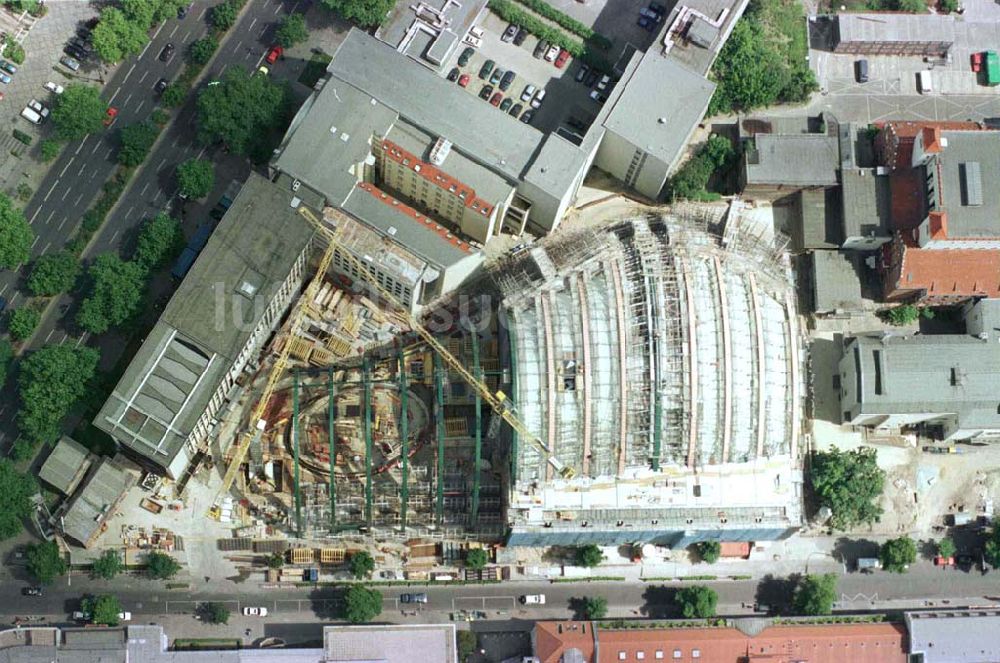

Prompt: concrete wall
[506,525,798,547]
[593,130,670,201]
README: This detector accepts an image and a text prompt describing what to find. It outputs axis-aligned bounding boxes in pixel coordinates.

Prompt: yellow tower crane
[295,205,573,479]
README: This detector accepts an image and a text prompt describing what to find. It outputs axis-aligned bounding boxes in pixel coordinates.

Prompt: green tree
[26,540,67,585]
[456,630,477,662]
[52,84,108,142]
[465,548,488,570]
[937,538,956,559]
[695,541,721,564]
[196,66,290,159]
[161,83,187,108]
[939,0,958,11]
[210,0,239,31]
[349,551,375,579]
[82,594,122,625]
[320,0,394,27]
[676,585,717,618]
[343,585,382,623]
[176,158,215,200]
[809,447,885,530]
[77,254,146,334]
[146,551,181,579]
[708,19,788,115]
[153,0,188,23]
[117,122,158,167]
[203,601,230,624]
[188,35,219,65]
[121,0,155,29]
[887,304,920,326]
[0,459,36,539]
[28,251,81,297]
[0,339,12,387]
[895,0,926,10]
[985,521,1000,568]
[583,595,608,619]
[793,573,837,615]
[275,13,308,48]
[880,536,917,573]
[17,345,100,444]
[0,193,33,269]
[575,544,604,568]
[8,307,40,342]
[134,213,183,272]
[91,550,125,580]
[266,552,285,569]
[91,7,149,64]
[3,41,24,65]
[782,65,819,104]
[40,139,62,162]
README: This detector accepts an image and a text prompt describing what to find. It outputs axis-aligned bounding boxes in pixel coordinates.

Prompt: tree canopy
[676,585,717,618]
[117,122,159,167]
[665,135,733,201]
[77,254,146,334]
[465,548,488,570]
[793,573,837,615]
[0,459,36,540]
[275,13,308,48]
[0,339,12,388]
[937,538,956,559]
[26,540,67,584]
[91,550,125,580]
[343,585,382,623]
[575,544,604,568]
[203,601,230,624]
[0,193,33,270]
[188,36,219,65]
[8,307,40,342]
[583,595,608,619]
[880,536,917,573]
[91,7,150,64]
[456,631,477,662]
[320,0,394,27]
[134,213,183,272]
[809,447,885,530]
[28,251,81,297]
[52,84,108,142]
[195,66,290,160]
[985,521,1000,568]
[82,594,123,625]
[349,551,375,579]
[210,0,239,31]
[176,158,215,200]
[17,344,100,445]
[695,541,721,564]
[146,551,181,579]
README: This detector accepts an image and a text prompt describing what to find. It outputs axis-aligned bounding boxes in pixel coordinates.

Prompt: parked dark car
[22,587,42,597]
[479,84,493,100]
[520,109,535,124]
[64,44,87,61]
[154,78,169,94]
[400,593,428,604]
[584,69,599,87]
[509,102,523,117]
[533,40,549,59]
[499,70,516,91]
[447,67,460,82]
[159,42,175,62]
[458,46,474,66]
[575,64,589,83]
[478,59,494,79]
[513,26,528,46]
[489,67,504,85]
[501,23,518,43]
[500,98,513,112]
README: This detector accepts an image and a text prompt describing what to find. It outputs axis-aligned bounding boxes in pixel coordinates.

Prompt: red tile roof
[536,621,909,663]
[877,121,984,169]
[379,139,494,218]
[719,541,752,558]
[921,127,943,154]
[889,169,927,232]
[928,211,948,240]
[894,246,1000,299]
[355,182,473,254]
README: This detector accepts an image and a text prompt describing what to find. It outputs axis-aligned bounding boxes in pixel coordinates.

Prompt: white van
[918,70,932,94]
[520,594,546,605]
[20,106,42,124]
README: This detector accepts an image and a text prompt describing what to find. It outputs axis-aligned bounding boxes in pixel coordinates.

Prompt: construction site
[213,198,806,550]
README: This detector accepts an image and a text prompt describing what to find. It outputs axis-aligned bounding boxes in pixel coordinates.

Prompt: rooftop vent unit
[429,137,452,165]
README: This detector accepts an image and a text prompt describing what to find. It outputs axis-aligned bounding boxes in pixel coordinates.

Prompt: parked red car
[489,92,503,107]
[458,73,470,88]
[554,48,571,69]
[103,107,118,127]
[934,556,955,567]
[266,45,283,65]
[972,51,984,72]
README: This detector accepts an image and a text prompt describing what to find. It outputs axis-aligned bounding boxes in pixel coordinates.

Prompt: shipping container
[985,51,1000,86]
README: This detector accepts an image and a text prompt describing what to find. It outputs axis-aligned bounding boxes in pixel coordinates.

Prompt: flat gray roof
[603,51,715,171]
[95,174,313,467]
[62,458,132,546]
[841,169,890,238]
[378,0,487,69]
[936,131,1000,238]
[38,437,91,496]
[324,624,457,662]
[796,188,841,251]
[745,134,840,186]
[907,610,1000,662]
[849,333,1000,430]
[812,250,865,314]
[836,13,956,45]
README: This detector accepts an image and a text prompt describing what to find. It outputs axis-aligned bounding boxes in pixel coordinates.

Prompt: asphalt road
[3,564,1000,624]
[0,0,303,447]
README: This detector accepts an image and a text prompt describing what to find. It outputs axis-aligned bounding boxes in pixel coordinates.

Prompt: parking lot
[441,10,612,137]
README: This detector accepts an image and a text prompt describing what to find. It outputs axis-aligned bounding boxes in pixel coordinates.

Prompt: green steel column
[471,331,482,523]
[363,358,374,528]
[507,311,519,484]
[398,351,409,531]
[293,369,302,537]
[328,368,337,532]
[435,353,445,526]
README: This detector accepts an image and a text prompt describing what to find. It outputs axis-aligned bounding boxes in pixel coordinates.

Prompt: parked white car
[243,606,269,617]
[463,33,482,48]
[544,45,560,62]
[520,594,546,605]
[118,612,132,622]
[44,81,64,94]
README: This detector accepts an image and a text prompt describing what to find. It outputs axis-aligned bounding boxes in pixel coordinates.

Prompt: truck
[918,70,933,94]
[986,51,1000,86]
[857,557,882,572]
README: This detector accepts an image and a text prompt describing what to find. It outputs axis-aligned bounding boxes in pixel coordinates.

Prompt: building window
[636,653,645,660]
[692,650,701,659]
[618,653,626,661]
[655,653,664,660]
[673,651,682,660]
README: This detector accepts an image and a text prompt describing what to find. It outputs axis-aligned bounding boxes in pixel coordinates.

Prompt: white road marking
[183,30,191,42]
[123,63,137,83]
[106,147,115,159]
[110,229,121,242]
[136,100,145,114]
[125,206,135,219]
[109,86,122,104]
[157,157,168,170]
[259,28,267,38]
[75,333,90,347]
[31,236,39,247]
[59,334,68,345]
[41,241,51,253]
[141,181,151,196]
[74,193,83,206]
[0,284,8,297]
[123,92,133,107]
[8,293,18,307]
[139,40,152,59]
[274,3,281,13]
[198,6,207,19]
[61,187,71,201]
[74,136,88,155]
[249,18,257,30]
[59,156,75,177]
[169,24,180,38]
[91,139,103,154]
[43,180,59,202]
[196,146,207,159]
[139,70,149,84]
[57,217,67,231]
[28,206,41,223]
[44,328,55,343]
[152,23,164,40]
[43,209,56,225]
